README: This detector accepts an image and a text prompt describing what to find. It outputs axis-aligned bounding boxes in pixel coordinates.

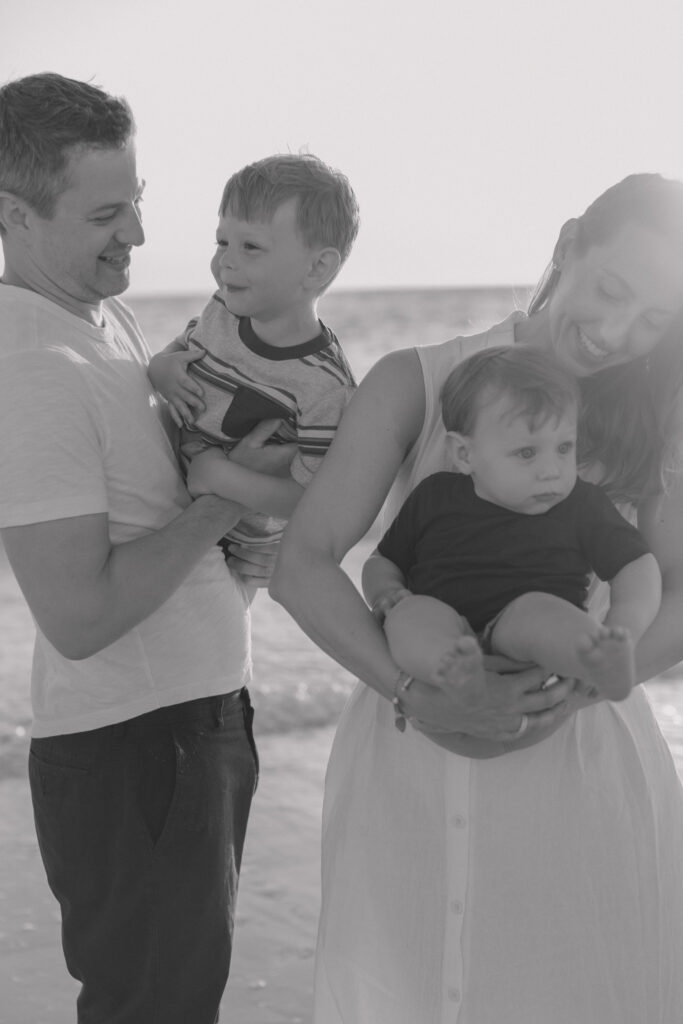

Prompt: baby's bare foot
[576,626,635,701]
[434,635,485,690]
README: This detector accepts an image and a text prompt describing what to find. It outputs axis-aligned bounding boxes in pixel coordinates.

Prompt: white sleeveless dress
[313,314,683,1024]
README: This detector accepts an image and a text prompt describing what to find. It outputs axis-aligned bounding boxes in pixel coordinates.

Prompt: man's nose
[116,206,145,247]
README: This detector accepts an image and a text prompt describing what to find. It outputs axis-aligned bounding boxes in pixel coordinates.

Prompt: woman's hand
[403,652,576,746]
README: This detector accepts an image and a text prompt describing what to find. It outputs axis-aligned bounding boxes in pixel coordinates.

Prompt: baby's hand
[186,447,231,497]
[148,348,206,428]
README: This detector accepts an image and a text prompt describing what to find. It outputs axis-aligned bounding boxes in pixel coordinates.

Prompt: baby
[363,345,661,702]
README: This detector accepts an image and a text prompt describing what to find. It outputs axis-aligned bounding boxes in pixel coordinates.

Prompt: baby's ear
[445,431,473,474]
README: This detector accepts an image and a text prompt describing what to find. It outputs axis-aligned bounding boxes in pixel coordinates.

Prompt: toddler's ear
[307,248,341,291]
[445,431,473,474]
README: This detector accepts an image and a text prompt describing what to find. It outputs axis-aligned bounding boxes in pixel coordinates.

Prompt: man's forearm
[2,495,243,660]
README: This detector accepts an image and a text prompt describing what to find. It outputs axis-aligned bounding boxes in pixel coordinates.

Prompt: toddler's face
[210,197,315,323]
[454,395,578,515]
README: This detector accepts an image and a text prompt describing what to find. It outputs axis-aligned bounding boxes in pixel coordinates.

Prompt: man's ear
[0,191,30,236]
[307,247,341,292]
[445,431,474,474]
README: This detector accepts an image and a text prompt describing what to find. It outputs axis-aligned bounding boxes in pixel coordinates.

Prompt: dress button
[448,987,461,1002]
[450,814,466,828]
[450,899,463,914]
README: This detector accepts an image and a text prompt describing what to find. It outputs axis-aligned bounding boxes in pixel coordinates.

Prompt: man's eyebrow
[90,180,146,214]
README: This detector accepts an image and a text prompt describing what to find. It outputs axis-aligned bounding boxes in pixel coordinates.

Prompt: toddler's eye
[558,441,575,455]
[516,448,535,460]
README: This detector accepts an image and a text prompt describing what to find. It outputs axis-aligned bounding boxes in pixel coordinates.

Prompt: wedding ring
[392,671,414,732]
[511,714,529,738]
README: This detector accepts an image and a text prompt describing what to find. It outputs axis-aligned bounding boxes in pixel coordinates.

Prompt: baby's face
[210,198,315,323]
[459,396,578,515]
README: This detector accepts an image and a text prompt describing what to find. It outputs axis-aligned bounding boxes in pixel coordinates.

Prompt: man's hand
[226,541,280,589]
[148,349,206,428]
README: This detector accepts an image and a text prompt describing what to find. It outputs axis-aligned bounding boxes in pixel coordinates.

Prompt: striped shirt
[178,292,356,545]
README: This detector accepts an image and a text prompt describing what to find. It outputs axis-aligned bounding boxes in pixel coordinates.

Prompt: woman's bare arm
[271,349,572,742]
[636,473,683,679]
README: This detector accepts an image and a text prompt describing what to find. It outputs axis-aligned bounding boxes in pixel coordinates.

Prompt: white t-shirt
[0,285,250,737]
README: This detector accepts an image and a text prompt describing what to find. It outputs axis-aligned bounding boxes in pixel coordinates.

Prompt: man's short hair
[220,153,360,268]
[0,72,134,220]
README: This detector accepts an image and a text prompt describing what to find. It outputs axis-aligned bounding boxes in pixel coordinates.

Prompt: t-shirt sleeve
[0,348,108,527]
[376,481,427,576]
[578,485,651,581]
[290,383,356,486]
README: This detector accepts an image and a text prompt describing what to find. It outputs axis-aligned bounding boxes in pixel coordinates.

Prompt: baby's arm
[148,338,206,427]
[362,549,412,620]
[186,445,303,517]
[605,553,662,642]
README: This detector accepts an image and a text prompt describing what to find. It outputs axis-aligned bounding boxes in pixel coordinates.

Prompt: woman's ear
[552,217,579,269]
[445,431,473,474]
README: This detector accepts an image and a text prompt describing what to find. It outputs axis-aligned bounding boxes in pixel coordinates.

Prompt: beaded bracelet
[392,671,415,732]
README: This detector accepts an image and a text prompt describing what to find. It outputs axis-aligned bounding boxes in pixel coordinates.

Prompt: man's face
[22,140,145,317]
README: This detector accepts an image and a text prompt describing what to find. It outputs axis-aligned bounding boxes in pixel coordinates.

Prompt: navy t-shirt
[377,474,650,633]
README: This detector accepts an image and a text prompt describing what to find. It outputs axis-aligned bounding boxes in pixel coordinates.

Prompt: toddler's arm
[362,549,412,621]
[186,446,303,518]
[148,338,206,427]
[605,553,662,641]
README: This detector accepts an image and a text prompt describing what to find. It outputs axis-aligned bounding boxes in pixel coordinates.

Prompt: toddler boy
[149,153,359,550]
[363,346,661,702]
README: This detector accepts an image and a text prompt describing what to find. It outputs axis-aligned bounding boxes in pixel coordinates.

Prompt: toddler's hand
[186,447,230,497]
[371,588,412,623]
[148,348,206,428]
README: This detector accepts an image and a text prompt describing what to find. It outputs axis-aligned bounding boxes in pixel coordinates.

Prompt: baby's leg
[384,594,482,687]
[490,593,634,700]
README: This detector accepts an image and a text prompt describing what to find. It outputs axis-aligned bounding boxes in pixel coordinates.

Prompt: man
[0,72,279,1023]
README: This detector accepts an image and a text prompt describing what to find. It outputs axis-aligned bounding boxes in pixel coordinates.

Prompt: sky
[2,0,683,296]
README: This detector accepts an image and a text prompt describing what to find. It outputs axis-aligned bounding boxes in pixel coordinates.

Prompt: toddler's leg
[490,593,634,700]
[384,594,482,687]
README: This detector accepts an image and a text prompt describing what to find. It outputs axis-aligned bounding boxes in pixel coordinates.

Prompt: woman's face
[545,222,683,377]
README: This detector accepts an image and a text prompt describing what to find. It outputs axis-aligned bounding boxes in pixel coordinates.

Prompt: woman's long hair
[528,174,683,504]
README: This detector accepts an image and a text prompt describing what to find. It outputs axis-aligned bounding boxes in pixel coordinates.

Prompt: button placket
[440,759,471,1023]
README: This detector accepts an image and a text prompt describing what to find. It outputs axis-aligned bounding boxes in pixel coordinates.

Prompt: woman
[270,174,683,1023]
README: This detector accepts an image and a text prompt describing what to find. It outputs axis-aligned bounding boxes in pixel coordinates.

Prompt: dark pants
[29,689,258,1024]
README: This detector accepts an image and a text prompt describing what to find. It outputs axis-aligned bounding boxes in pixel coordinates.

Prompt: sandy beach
[0,724,334,1024]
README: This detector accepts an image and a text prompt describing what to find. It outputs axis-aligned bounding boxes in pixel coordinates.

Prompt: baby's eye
[516,448,536,460]
[557,441,575,455]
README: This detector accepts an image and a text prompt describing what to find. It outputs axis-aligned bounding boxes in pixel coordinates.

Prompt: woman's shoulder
[416,311,522,377]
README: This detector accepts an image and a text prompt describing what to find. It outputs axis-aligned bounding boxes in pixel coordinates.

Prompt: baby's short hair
[440,345,579,435]
[220,153,360,267]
